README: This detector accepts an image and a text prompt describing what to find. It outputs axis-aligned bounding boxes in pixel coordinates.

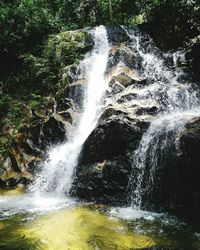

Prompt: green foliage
[0,0,199,157]
[29,93,43,109]
[0,94,12,118]
[45,31,89,66]
[140,0,200,50]
[0,0,59,76]
[2,98,26,128]
[0,135,12,157]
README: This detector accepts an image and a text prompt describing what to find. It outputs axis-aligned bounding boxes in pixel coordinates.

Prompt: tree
[108,0,113,22]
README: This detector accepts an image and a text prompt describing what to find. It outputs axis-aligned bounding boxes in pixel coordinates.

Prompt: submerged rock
[0,206,156,250]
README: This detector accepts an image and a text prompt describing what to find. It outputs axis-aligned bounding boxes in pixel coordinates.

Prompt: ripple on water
[0,192,199,250]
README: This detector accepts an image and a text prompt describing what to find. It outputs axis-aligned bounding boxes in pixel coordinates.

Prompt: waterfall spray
[30,26,110,196]
[122,27,200,209]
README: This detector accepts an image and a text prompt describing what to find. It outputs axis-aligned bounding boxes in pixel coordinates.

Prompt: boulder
[175,117,200,225]
[72,111,149,203]
[140,117,200,227]
[79,116,147,165]
[72,154,132,204]
[106,25,130,45]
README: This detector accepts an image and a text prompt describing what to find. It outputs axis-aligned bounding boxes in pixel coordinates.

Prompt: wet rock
[56,98,74,113]
[41,117,66,148]
[135,106,158,116]
[175,117,200,225]
[56,111,73,124]
[79,116,145,166]
[106,25,130,45]
[73,111,149,203]
[185,39,200,84]
[109,79,125,94]
[99,107,127,121]
[0,111,67,187]
[62,80,86,109]
[72,154,132,204]
[143,117,200,227]
[107,43,140,72]
[61,64,82,86]
[112,73,136,88]
[117,93,138,103]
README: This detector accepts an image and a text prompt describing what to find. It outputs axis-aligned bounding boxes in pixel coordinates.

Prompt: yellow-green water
[0,190,200,250]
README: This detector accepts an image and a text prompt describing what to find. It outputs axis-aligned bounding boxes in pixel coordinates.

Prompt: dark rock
[72,154,132,204]
[27,159,41,174]
[41,117,66,148]
[99,107,127,121]
[109,79,124,94]
[56,98,74,112]
[142,117,200,227]
[117,93,137,104]
[18,141,42,157]
[107,43,139,71]
[57,111,73,124]
[106,25,130,45]
[19,123,42,149]
[8,151,21,173]
[0,179,7,188]
[135,106,158,116]
[79,116,144,166]
[185,39,200,84]
[72,113,149,203]
[175,118,200,226]
[112,73,136,88]
[62,64,82,85]
[63,82,85,109]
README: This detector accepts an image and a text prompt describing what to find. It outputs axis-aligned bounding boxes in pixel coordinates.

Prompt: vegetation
[0,0,199,156]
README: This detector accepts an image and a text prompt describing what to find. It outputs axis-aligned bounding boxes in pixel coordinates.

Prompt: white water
[30,26,110,196]
[1,26,200,220]
[0,194,75,216]
[121,27,200,211]
[131,111,200,209]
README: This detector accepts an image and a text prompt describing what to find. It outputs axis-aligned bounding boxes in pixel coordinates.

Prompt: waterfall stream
[122,27,200,210]
[1,26,200,250]
[30,26,110,196]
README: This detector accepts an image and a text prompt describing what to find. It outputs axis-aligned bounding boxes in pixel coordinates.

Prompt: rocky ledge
[0,29,93,187]
[1,26,200,227]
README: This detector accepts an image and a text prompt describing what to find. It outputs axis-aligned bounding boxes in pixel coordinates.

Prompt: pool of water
[0,190,199,250]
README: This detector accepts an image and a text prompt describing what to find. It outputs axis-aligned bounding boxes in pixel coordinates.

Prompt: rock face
[0,29,92,188]
[71,26,200,227]
[71,27,159,203]
[1,26,200,227]
[72,117,147,204]
[136,116,200,227]
[0,97,72,188]
[176,118,200,225]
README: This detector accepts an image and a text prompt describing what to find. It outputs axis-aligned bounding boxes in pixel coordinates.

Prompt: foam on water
[0,193,75,217]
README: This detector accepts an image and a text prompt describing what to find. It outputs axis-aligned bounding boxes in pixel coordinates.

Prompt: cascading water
[30,26,110,196]
[122,27,200,210]
[1,26,200,250]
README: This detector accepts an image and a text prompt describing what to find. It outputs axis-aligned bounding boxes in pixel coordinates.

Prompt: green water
[0,192,200,250]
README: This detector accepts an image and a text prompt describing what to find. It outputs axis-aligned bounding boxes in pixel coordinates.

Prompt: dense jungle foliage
[0,0,200,155]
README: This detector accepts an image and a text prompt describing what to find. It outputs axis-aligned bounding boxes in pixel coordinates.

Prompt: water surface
[0,190,199,250]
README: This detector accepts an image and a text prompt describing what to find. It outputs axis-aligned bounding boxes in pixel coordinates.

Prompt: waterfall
[30,26,110,196]
[122,27,200,210]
